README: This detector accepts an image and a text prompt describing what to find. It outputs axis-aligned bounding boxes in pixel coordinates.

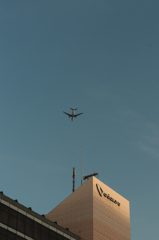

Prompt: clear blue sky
[0,1,159,239]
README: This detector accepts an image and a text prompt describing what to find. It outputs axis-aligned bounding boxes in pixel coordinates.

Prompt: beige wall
[93,178,130,240]
[46,178,93,240]
[46,177,131,240]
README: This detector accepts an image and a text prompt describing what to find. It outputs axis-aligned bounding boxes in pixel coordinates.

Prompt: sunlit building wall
[46,177,131,240]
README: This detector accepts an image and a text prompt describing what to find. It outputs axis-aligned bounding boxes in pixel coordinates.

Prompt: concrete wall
[46,177,131,240]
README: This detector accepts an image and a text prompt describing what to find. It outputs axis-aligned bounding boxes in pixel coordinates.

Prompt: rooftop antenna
[83,172,98,180]
[81,146,82,185]
[72,167,76,192]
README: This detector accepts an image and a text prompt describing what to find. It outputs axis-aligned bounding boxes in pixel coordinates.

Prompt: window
[17,218,25,233]
[8,214,17,229]
[41,231,49,240]
[7,231,16,240]
[34,227,41,240]
[26,222,34,238]
[0,209,8,225]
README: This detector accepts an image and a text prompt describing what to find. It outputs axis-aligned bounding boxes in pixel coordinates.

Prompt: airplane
[63,108,83,121]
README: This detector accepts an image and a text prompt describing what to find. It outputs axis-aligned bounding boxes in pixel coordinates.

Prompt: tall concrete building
[46,176,131,240]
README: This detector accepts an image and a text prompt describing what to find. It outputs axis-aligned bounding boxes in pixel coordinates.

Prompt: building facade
[0,177,131,240]
[46,177,131,240]
[0,192,81,240]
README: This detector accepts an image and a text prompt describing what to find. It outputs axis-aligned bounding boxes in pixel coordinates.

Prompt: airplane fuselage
[63,108,83,121]
[71,109,75,121]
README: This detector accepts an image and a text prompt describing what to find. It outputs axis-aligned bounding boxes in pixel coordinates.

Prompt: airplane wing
[63,111,72,117]
[74,112,83,117]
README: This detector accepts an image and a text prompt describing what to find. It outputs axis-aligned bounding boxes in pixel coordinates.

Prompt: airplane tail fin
[70,108,78,110]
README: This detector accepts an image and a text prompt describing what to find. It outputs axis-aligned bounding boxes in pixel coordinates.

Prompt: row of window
[0,227,65,240]
[0,203,74,240]
[0,227,24,240]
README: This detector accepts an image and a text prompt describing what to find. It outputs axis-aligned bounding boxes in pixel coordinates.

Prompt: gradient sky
[0,1,159,239]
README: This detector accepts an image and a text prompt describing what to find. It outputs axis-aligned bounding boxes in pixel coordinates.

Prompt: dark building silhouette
[0,192,81,240]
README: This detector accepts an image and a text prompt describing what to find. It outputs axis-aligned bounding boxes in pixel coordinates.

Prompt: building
[0,176,131,240]
[46,176,131,240]
[0,192,81,240]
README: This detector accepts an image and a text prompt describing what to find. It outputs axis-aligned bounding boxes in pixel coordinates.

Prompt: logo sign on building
[96,184,120,206]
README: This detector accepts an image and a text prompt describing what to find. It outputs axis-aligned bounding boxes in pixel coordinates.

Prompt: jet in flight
[63,108,83,121]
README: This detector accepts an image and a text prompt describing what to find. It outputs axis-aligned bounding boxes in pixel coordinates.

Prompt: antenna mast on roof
[81,146,82,185]
[72,167,76,192]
